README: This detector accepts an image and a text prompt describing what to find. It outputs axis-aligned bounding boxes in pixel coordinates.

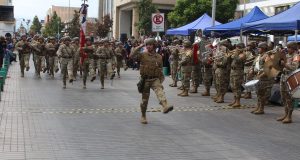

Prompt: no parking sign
[152,13,165,32]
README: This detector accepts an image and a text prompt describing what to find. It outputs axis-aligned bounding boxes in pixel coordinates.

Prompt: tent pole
[295,30,298,42]
[240,29,243,42]
[212,0,216,26]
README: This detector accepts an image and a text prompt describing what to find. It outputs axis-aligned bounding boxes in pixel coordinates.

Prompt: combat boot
[140,105,148,124]
[177,89,185,96]
[243,92,252,99]
[215,94,224,103]
[63,81,66,89]
[189,86,198,93]
[26,66,30,71]
[177,85,183,90]
[101,79,104,89]
[161,101,174,114]
[251,103,260,114]
[179,89,189,97]
[83,81,87,89]
[277,108,288,121]
[21,71,24,77]
[254,103,264,114]
[201,88,210,96]
[232,98,241,108]
[282,110,293,124]
[91,76,96,82]
[228,97,236,106]
[212,93,219,100]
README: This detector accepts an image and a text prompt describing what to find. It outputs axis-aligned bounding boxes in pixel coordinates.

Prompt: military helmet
[102,38,109,43]
[219,40,230,48]
[144,38,156,45]
[116,42,123,46]
[63,36,71,42]
[38,36,44,41]
[21,34,27,38]
[183,39,192,47]
[236,43,245,49]
[257,42,268,50]
[48,36,55,40]
[287,41,298,50]
[72,37,79,41]
[85,36,91,41]
[247,41,256,48]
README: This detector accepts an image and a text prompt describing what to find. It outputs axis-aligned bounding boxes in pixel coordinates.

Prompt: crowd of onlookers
[0,33,17,68]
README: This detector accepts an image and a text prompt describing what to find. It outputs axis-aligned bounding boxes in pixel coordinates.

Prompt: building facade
[99,0,176,40]
[236,0,299,18]
[46,5,80,23]
[0,0,14,36]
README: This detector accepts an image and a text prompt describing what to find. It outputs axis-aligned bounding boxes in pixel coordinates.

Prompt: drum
[244,79,260,92]
[286,69,300,98]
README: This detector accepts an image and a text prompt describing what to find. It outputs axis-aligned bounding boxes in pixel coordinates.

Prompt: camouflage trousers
[73,57,80,78]
[256,79,273,107]
[215,68,227,95]
[280,74,293,111]
[82,58,96,84]
[35,55,45,75]
[96,59,107,82]
[116,60,126,75]
[140,78,167,113]
[202,66,213,90]
[182,71,192,90]
[61,58,74,84]
[19,54,30,74]
[230,70,244,99]
[170,62,178,82]
[191,64,201,87]
[48,56,59,76]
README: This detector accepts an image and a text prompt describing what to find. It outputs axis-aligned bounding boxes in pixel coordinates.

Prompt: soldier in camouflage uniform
[242,42,257,99]
[214,40,230,103]
[177,40,193,97]
[229,43,246,108]
[201,44,214,96]
[31,35,39,75]
[277,42,299,123]
[72,37,80,80]
[16,35,31,77]
[169,40,180,87]
[130,38,173,124]
[31,36,46,78]
[45,37,58,78]
[57,36,75,89]
[114,42,128,78]
[81,37,96,89]
[250,42,273,114]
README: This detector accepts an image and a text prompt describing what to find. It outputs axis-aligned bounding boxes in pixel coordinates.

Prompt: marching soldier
[229,43,246,107]
[15,35,31,77]
[201,44,214,96]
[81,37,96,89]
[277,42,299,123]
[31,35,39,75]
[169,40,180,87]
[31,36,46,78]
[45,37,59,78]
[130,38,173,124]
[213,40,230,103]
[243,42,257,99]
[57,36,75,89]
[114,42,128,78]
[177,40,193,97]
[250,42,273,114]
[72,37,80,80]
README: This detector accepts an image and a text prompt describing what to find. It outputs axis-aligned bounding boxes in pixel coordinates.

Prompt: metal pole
[243,0,246,16]
[295,30,298,42]
[212,0,216,26]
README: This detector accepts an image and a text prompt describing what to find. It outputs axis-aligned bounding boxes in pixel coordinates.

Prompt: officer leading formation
[10,33,300,124]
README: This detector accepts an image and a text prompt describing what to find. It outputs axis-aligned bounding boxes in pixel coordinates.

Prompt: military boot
[254,102,264,114]
[232,98,241,108]
[251,103,260,114]
[189,86,198,93]
[215,94,224,103]
[83,81,87,89]
[277,108,288,121]
[161,101,174,114]
[177,89,185,96]
[177,85,183,90]
[91,76,96,82]
[282,110,293,124]
[179,89,189,97]
[100,79,104,89]
[140,105,148,124]
[243,92,252,99]
[201,88,210,96]
[212,93,219,100]
[63,81,66,89]
[21,71,24,77]
[228,97,236,106]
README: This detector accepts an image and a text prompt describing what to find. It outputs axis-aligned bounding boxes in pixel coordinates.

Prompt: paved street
[1,61,300,160]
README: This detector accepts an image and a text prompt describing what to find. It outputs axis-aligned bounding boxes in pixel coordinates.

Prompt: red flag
[79,3,88,64]
[193,43,199,64]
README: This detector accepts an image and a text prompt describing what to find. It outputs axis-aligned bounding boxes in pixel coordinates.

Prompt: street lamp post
[212,0,216,27]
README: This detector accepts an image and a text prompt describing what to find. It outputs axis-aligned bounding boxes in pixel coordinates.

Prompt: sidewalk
[0,62,300,160]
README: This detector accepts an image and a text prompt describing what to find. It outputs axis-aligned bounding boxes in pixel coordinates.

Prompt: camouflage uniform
[130,38,173,124]
[178,40,193,97]
[72,37,80,79]
[81,38,96,89]
[57,37,75,88]
[114,43,128,77]
[45,37,59,78]
[15,37,31,77]
[229,44,246,107]
[169,43,180,87]
[243,43,256,99]
[31,37,46,78]
[277,42,299,123]
[251,42,273,114]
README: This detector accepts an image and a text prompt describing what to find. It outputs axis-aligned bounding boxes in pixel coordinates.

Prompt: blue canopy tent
[288,35,300,42]
[166,13,221,36]
[204,6,268,37]
[242,2,300,32]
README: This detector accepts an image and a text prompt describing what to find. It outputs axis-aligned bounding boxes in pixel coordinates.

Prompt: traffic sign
[152,13,164,32]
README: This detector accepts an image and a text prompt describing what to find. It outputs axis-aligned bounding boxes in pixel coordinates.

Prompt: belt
[61,56,72,58]
[231,67,243,70]
[143,76,158,79]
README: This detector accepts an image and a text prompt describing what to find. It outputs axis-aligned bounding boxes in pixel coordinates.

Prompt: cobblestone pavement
[1,62,300,160]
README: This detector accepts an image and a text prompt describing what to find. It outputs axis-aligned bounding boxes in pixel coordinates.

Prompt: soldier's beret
[236,43,245,49]
[287,41,298,50]
[257,42,268,49]
[144,38,156,45]
[183,39,192,47]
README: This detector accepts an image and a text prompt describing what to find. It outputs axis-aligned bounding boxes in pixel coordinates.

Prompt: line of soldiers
[168,35,300,124]
[15,34,128,89]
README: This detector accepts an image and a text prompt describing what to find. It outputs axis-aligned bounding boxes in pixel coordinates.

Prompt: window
[275,5,289,15]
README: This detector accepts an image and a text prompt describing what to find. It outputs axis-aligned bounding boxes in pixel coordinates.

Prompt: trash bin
[163,67,169,76]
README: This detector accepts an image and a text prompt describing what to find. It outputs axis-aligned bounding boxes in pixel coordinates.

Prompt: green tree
[95,14,113,38]
[168,0,238,28]
[43,11,65,37]
[67,10,80,38]
[30,16,42,34]
[136,0,157,35]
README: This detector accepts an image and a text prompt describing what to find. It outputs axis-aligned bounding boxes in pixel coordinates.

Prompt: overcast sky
[13,0,99,21]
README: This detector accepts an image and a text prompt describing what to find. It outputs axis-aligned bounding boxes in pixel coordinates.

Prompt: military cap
[183,39,192,47]
[72,37,79,41]
[144,38,156,45]
[257,42,268,49]
[236,43,245,49]
[64,36,71,41]
[287,41,298,50]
